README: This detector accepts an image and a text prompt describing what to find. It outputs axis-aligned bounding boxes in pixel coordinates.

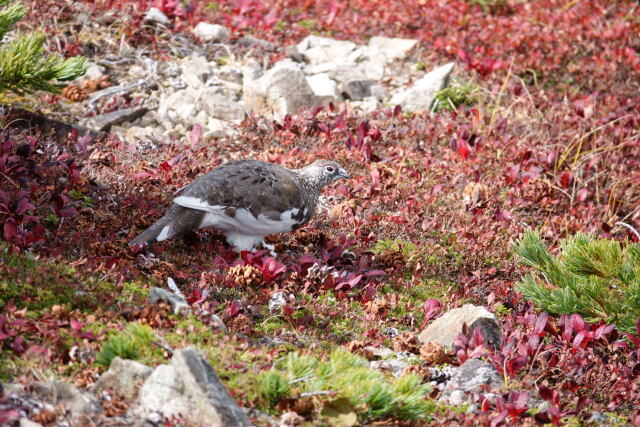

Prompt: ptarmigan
[129,159,350,251]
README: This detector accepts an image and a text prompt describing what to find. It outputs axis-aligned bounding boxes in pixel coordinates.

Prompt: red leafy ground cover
[1,0,640,425]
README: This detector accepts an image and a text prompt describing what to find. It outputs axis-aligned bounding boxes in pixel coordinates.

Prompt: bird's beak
[338,168,351,179]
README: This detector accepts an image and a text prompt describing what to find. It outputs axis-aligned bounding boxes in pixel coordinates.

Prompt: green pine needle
[515,230,640,332]
[0,0,87,94]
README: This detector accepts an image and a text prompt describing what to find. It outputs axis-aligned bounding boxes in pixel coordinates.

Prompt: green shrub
[515,230,640,332]
[433,80,480,112]
[96,323,157,367]
[259,371,290,407]
[0,0,87,94]
[258,349,435,422]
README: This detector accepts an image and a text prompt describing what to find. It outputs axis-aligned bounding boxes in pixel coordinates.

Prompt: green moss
[118,281,150,305]
[0,243,149,312]
[371,238,419,258]
[296,19,315,30]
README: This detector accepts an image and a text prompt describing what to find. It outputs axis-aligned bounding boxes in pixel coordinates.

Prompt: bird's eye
[326,166,335,172]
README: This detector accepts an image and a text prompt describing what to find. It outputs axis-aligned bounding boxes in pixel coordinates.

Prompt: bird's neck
[294,169,322,194]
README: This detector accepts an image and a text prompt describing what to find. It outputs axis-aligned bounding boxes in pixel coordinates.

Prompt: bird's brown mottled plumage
[129,159,350,251]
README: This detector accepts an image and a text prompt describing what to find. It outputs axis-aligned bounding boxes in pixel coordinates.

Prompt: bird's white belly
[174,196,298,236]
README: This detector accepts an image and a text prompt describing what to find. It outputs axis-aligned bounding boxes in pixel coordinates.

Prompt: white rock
[368,36,419,62]
[205,118,237,139]
[243,61,319,118]
[305,73,340,102]
[296,36,357,66]
[193,22,230,43]
[390,62,455,112]
[144,7,171,26]
[180,55,212,89]
[242,61,263,85]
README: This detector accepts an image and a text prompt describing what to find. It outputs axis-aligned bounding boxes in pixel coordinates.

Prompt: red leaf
[421,298,442,328]
[3,219,17,240]
[533,312,548,334]
[58,206,77,217]
[283,304,294,317]
[363,269,386,277]
[576,188,588,202]
[15,198,36,215]
[189,124,202,148]
[70,318,84,331]
[560,171,571,188]
[458,138,470,160]
[570,313,588,332]
[228,299,242,317]
[260,257,287,281]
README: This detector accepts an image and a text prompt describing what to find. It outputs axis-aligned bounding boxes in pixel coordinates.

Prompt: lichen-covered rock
[418,303,501,350]
[439,358,503,405]
[129,347,252,427]
[92,357,153,401]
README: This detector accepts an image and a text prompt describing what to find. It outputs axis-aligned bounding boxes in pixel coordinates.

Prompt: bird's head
[300,160,350,189]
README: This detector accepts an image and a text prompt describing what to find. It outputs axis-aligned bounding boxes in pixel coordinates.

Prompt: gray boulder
[418,303,501,350]
[390,62,455,112]
[144,7,171,26]
[439,358,503,405]
[82,107,148,132]
[340,79,374,100]
[243,61,319,118]
[92,357,153,400]
[129,347,252,427]
[149,287,189,315]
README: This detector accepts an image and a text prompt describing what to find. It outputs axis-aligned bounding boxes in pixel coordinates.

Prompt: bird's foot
[260,240,278,257]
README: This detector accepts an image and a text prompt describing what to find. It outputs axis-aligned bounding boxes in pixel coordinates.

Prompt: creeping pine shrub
[0,0,87,94]
[96,323,157,366]
[515,230,640,332]
[258,350,435,422]
[432,80,480,112]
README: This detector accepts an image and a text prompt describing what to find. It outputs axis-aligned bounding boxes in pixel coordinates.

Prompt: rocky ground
[1,0,639,426]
